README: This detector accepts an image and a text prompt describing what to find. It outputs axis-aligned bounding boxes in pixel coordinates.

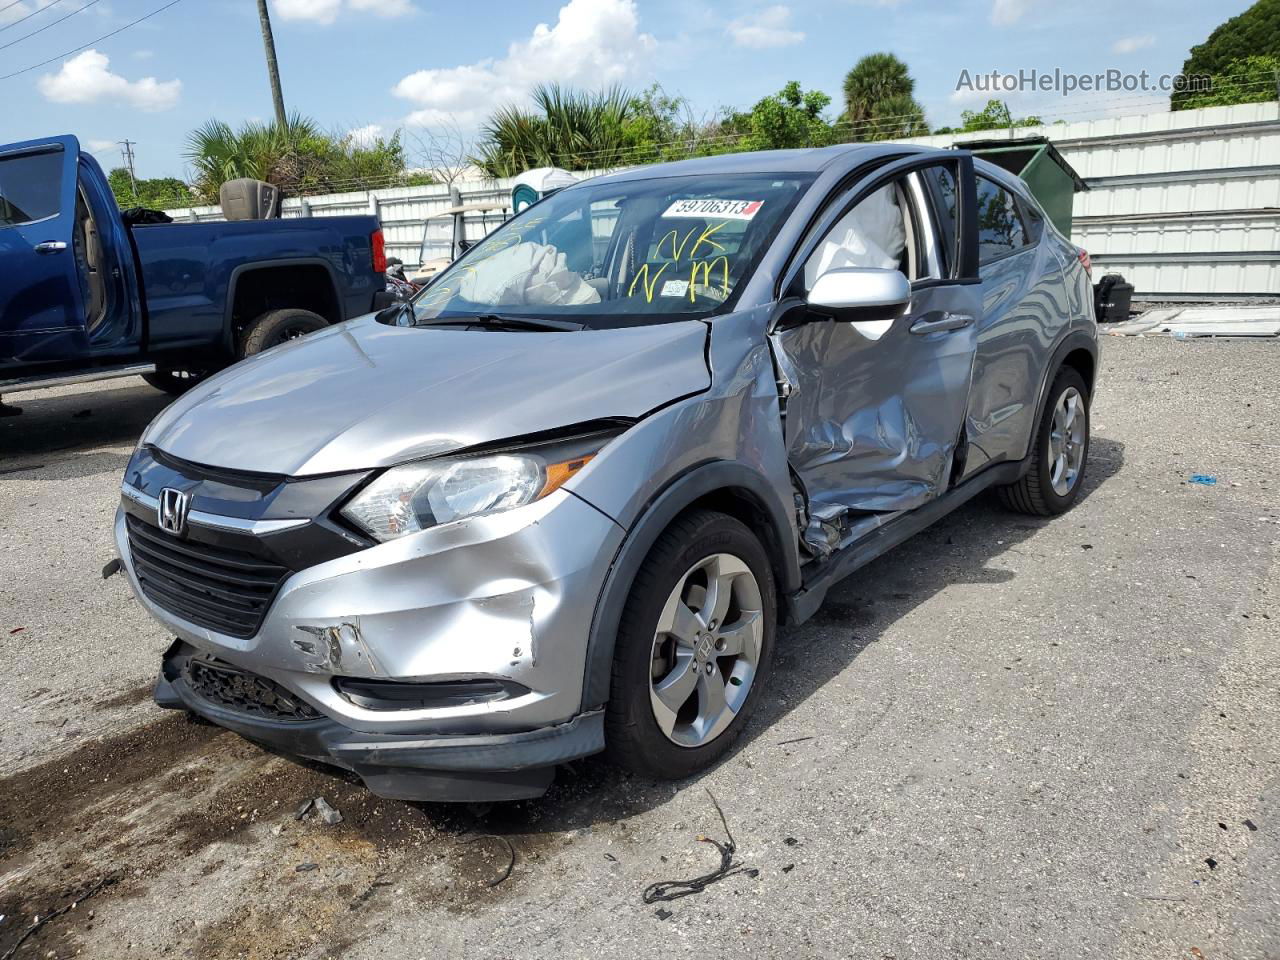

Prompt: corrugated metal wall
[166,102,1280,301]
[901,102,1280,300]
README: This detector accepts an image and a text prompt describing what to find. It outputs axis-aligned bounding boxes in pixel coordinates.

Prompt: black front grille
[125,514,290,639]
[186,656,320,721]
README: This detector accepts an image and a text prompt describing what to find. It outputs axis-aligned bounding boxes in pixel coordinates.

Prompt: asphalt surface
[1,337,1277,960]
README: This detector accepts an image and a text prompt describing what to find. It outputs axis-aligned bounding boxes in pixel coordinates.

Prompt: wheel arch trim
[578,459,801,712]
[223,257,341,355]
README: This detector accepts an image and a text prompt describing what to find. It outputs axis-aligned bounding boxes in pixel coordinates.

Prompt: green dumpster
[957,137,1088,239]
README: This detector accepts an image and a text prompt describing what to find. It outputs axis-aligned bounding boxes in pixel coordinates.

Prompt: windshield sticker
[661,279,690,298]
[662,199,763,221]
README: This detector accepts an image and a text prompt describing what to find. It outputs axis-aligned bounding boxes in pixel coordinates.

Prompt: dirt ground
[1,336,1278,959]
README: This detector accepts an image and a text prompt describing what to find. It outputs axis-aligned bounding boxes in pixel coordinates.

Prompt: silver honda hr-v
[116,144,1097,801]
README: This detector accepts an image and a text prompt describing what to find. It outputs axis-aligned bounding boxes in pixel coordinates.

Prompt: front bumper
[117,483,625,799]
[156,642,603,801]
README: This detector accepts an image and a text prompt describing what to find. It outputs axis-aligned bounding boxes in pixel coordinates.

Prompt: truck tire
[239,308,329,358]
[605,509,776,780]
[142,369,207,396]
[997,366,1091,516]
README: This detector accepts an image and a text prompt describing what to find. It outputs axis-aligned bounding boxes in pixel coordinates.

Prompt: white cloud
[0,0,57,25]
[85,138,117,153]
[348,0,415,16]
[346,123,384,147]
[133,49,155,60]
[393,0,656,128]
[726,6,805,49]
[37,50,181,111]
[1112,34,1155,54]
[272,0,413,24]
[990,0,1036,25]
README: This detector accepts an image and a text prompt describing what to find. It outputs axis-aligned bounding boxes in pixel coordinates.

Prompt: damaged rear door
[769,153,981,551]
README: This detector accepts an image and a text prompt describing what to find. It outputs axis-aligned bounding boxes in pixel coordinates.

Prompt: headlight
[340,433,616,542]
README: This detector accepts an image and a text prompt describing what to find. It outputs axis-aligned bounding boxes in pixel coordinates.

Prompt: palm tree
[185,114,412,202]
[474,84,635,177]
[842,53,923,140]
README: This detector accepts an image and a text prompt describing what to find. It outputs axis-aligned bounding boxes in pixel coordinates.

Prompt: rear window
[0,149,62,228]
[976,177,1028,263]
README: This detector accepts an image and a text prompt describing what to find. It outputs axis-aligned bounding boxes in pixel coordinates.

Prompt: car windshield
[396,172,814,330]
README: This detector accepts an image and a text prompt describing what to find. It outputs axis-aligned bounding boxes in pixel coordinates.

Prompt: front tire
[142,368,208,396]
[239,308,329,358]
[605,510,776,780]
[998,366,1091,516]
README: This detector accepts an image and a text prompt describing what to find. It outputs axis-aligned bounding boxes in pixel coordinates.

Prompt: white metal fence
[165,101,1280,301]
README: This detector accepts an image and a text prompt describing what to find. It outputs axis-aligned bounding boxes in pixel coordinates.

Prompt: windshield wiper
[421,314,584,332]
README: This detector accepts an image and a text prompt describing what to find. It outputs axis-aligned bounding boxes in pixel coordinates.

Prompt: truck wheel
[997,366,1091,516]
[239,308,329,358]
[605,510,776,780]
[142,369,207,396]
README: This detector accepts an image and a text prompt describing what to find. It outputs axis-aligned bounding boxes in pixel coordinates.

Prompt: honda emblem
[157,487,191,536]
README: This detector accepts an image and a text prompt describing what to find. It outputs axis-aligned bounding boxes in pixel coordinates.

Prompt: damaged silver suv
[116,145,1097,801]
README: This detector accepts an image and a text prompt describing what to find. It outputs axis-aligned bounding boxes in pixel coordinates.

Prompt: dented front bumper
[114,487,625,748]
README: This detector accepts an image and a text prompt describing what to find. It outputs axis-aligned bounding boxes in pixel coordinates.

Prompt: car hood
[143,314,711,476]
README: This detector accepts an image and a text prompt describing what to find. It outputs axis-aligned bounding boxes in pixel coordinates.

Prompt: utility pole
[119,140,137,193]
[256,0,288,131]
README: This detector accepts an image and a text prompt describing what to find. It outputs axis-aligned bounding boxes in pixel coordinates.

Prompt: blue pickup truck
[1,134,388,415]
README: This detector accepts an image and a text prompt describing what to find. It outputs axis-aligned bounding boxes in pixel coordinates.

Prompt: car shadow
[455,435,1128,835]
[0,379,171,466]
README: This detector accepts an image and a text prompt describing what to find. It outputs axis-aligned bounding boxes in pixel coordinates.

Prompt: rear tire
[239,308,329,358]
[605,510,776,780]
[998,366,1090,516]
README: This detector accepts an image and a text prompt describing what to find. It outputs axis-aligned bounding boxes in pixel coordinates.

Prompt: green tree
[719,81,836,152]
[937,99,1043,134]
[1174,54,1280,109]
[106,168,193,209]
[184,114,422,203]
[1172,0,1280,108]
[473,84,636,177]
[841,52,927,139]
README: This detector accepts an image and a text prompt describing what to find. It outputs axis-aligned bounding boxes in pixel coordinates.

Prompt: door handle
[910,311,974,335]
[34,241,68,254]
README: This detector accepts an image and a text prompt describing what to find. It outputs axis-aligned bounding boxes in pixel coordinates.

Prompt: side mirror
[807,267,910,320]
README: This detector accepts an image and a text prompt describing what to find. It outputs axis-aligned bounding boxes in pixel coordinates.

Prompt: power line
[0,0,183,81]
[0,0,69,33]
[0,0,100,51]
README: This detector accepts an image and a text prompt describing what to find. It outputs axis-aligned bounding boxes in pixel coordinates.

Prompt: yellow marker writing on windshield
[628,262,669,303]
[688,256,730,301]
[690,222,727,258]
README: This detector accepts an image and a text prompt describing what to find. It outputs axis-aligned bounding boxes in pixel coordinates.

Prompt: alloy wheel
[648,553,763,748]
[1048,385,1087,496]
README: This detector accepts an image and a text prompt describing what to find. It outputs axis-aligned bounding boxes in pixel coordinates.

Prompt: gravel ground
[1,337,1277,960]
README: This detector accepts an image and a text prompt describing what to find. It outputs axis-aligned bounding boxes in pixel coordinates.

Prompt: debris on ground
[313,796,343,825]
[295,863,319,873]
[1205,857,1218,870]
[293,798,314,821]
[782,864,795,873]
[101,558,121,580]
[654,908,673,921]
[1189,475,1217,486]
[777,736,814,746]
[1244,819,1258,831]
[784,837,799,846]
[642,790,755,904]
[1105,305,1280,339]
[0,874,116,960]
[459,835,515,887]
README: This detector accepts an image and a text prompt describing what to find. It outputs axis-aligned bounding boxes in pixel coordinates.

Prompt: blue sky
[0,0,1253,180]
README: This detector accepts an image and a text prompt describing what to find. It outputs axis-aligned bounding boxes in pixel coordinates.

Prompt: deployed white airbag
[456,241,601,307]
[803,186,906,289]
